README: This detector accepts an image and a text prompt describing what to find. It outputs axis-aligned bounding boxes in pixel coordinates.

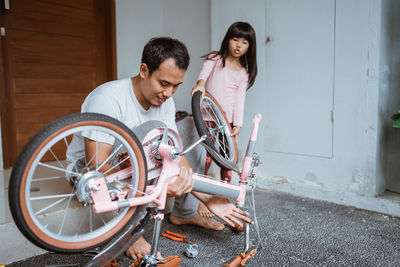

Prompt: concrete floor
[5,188,400,267]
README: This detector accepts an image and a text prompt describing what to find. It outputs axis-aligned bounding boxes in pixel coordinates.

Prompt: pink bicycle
[8,92,262,266]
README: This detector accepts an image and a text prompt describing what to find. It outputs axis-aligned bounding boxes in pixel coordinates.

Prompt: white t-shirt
[66,78,177,163]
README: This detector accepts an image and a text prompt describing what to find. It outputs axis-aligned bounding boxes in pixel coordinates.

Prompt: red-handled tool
[161,230,195,244]
[223,249,257,267]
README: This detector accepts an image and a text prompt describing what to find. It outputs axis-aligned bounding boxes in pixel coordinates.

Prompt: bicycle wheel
[191,91,238,167]
[9,113,147,253]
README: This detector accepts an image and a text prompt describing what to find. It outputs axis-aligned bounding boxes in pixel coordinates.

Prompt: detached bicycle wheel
[191,91,238,167]
[9,113,147,253]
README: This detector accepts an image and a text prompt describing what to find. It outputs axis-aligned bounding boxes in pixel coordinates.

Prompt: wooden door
[0,0,116,168]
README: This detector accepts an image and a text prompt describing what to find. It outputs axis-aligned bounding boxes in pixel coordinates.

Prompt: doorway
[0,0,116,168]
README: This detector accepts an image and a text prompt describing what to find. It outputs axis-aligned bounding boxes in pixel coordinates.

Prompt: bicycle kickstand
[134,208,182,267]
[223,223,257,267]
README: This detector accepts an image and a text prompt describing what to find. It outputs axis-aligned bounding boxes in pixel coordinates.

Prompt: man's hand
[205,196,251,228]
[167,166,194,197]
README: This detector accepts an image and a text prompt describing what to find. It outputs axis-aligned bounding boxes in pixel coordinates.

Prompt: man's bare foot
[198,201,214,217]
[125,236,162,260]
[169,214,224,230]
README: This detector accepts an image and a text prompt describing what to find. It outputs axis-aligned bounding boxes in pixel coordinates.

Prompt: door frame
[0,0,117,169]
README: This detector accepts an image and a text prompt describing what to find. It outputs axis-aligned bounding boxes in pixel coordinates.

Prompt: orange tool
[161,230,195,244]
[223,249,257,267]
[105,259,118,267]
[130,256,182,267]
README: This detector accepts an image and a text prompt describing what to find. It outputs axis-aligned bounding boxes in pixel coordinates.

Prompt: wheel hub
[76,171,105,203]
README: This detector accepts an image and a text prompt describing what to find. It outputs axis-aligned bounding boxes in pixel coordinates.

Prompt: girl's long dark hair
[203,21,257,89]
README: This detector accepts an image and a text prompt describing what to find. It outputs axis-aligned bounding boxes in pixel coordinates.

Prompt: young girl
[192,21,257,216]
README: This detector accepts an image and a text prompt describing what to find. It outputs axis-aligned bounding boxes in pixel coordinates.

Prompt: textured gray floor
[7,188,400,266]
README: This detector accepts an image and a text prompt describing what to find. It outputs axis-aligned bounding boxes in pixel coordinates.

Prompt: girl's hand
[231,126,240,143]
[191,80,206,97]
[231,126,241,136]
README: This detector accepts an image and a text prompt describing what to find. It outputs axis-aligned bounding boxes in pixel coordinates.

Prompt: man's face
[139,58,185,109]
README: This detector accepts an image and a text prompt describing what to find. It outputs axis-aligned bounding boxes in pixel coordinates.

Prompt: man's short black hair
[142,37,190,75]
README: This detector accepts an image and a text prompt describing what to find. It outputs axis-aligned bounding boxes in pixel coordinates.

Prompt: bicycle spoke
[96,144,123,172]
[89,205,93,232]
[31,193,75,201]
[199,95,235,161]
[76,206,90,235]
[219,132,229,158]
[96,212,107,226]
[63,137,70,148]
[205,99,223,125]
[85,152,98,170]
[96,139,99,168]
[32,175,66,182]
[104,154,131,175]
[38,162,80,177]
[34,197,67,216]
[203,102,217,122]
[49,148,65,169]
[221,132,228,156]
[58,186,77,235]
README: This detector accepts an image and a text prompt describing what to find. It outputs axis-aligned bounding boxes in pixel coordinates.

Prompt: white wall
[210,0,400,215]
[115,0,210,112]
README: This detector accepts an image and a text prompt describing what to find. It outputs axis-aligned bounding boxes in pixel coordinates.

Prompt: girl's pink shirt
[198,55,249,127]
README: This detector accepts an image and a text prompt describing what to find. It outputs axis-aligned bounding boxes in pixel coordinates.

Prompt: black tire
[191,91,238,169]
[9,112,148,253]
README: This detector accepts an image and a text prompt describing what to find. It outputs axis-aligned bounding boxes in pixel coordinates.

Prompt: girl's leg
[204,153,212,175]
[220,169,232,183]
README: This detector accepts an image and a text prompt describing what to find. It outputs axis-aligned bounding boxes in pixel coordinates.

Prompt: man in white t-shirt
[67,37,250,260]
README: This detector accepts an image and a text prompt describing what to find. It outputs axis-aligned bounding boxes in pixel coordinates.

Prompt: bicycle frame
[89,114,262,221]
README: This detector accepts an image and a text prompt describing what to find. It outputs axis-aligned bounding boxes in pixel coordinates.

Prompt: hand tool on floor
[161,230,196,244]
[130,255,182,267]
[162,230,199,259]
[185,243,199,258]
[223,249,256,267]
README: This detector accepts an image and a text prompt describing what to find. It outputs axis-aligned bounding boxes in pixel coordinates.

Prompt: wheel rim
[201,96,236,161]
[20,121,144,249]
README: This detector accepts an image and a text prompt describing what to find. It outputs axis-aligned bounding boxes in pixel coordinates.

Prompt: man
[67,37,250,260]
